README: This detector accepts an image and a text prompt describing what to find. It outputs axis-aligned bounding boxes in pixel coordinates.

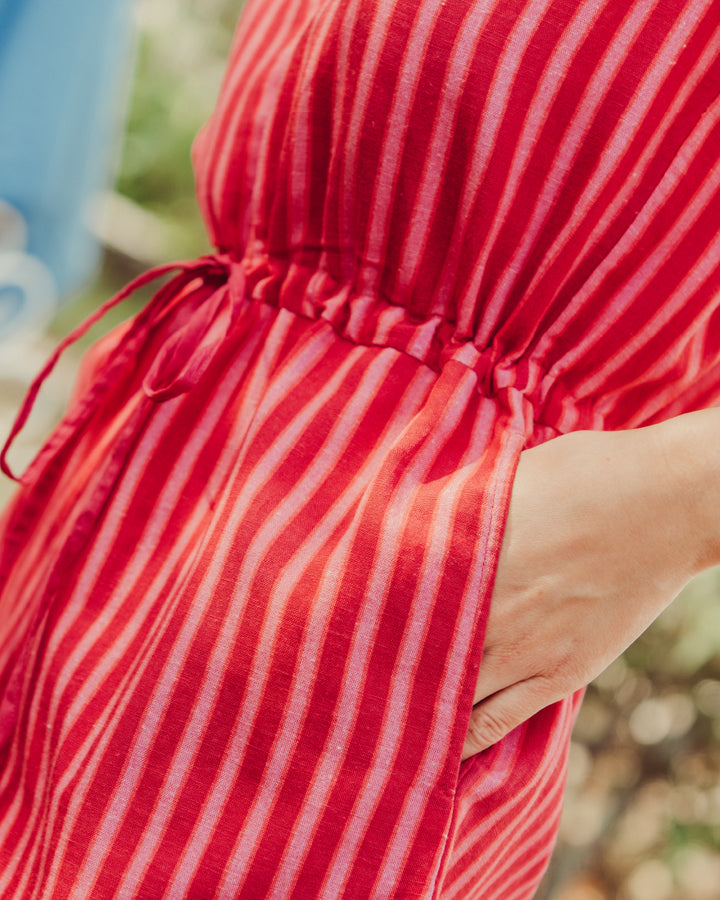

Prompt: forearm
[647,407,720,576]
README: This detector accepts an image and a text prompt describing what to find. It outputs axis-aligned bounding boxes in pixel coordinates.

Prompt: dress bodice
[194,0,720,437]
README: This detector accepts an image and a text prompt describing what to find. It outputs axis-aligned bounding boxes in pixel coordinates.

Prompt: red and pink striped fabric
[1,0,720,896]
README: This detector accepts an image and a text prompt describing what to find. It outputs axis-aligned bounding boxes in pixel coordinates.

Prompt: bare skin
[463,408,720,760]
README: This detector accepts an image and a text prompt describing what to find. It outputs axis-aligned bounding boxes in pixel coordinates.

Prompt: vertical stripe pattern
[1,1,720,897]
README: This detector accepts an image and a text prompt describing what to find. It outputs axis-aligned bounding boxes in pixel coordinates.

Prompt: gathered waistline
[0,252,598,481]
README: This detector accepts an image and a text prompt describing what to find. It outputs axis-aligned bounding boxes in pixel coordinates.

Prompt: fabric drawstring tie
[0,252,247,482]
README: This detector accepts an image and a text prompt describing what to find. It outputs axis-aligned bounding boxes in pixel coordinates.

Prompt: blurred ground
[1,1,719,897]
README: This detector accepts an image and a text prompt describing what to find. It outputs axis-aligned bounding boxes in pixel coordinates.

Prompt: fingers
[461,678,552,761]
[472,652,524,706]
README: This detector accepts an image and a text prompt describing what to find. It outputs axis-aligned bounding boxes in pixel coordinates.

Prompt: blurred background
[0,1,719,898]
[0,0,238,482]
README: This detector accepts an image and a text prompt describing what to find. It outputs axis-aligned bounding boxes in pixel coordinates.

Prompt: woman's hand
[463,409,720,760]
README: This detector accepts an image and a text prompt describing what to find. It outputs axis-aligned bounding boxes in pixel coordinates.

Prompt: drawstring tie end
[1,253,247,481]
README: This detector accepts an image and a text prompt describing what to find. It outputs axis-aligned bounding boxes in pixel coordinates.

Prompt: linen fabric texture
[1,0,720,897]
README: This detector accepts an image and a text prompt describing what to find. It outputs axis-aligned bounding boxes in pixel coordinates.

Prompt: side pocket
[429,422,527,899]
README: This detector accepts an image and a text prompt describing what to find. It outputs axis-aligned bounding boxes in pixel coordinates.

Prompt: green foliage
[115,0,239,255]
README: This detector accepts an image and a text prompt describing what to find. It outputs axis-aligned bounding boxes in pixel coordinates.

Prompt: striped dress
[1,0,720,896]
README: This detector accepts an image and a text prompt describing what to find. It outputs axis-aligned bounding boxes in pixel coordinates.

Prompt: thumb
[462,679,550,760]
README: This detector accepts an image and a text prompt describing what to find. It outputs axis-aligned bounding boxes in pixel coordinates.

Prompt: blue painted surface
[0,0,133,320]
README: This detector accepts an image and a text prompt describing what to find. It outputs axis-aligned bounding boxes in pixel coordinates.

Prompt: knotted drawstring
[142,253,247,401]
[0,252,247,481]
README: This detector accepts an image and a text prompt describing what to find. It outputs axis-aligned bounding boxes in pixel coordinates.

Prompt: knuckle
[547,651,593,694]
[468,705,511,748]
